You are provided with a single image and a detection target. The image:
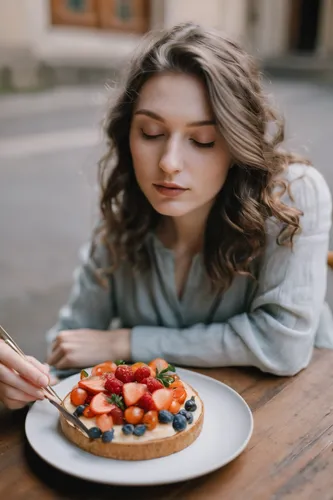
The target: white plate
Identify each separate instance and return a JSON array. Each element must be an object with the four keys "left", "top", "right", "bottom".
[{"left": 25, "top": 368, "right": 253, "bottom": 486}]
